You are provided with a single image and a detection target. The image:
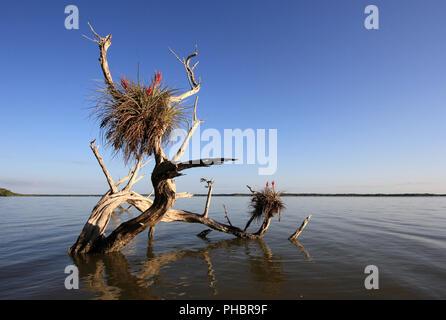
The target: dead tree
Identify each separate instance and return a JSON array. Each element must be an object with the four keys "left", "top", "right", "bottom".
[{"left": 69, "top": 25, "right": 311, "bottom": 254}]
